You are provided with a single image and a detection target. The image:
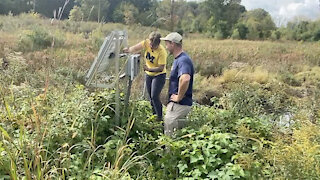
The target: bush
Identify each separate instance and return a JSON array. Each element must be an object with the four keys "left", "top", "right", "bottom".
[
  {"left": 187, "top": 104, "right": 216, "bottom": 129},
  {"left": 280, "top": 71, "right": 301, "bottom": 86},
  {"left": 231, "top": 29, "right": 241, "bottom": 40},
  {"left": 155, "top": 128, "right": 245, "bottom": 179},
  {"left": 19, "top": 28, "right": 52, "bottom": 51},
  {"left": 69, "top": 6, "right": 84, "bottom": 22},
  {"left": 313, "top": 29, "right": 320, "bottom": 41},
  {"left": 214, "top": 31, "right": 224, "bottom": 40},
  {"left": 18, "top": 27, "right": 64, "bottom": 52},
  {"left": 235, "top": 23, "right": 248, "bottom": 39},
  {"left": 220, "top": 83, "right": 291, "bottom": 118},
  {"left": 199, "top": 61, "right": 226, "bottom": 77},
  {"left": 265, "top": 123, "right": 320, "bottom": 179},
  {"left": 0, "top": 53, "right": 28, "bottom": 86},
  {"left": 270, "top": 30, "right": 281, "bottom": 40}
]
